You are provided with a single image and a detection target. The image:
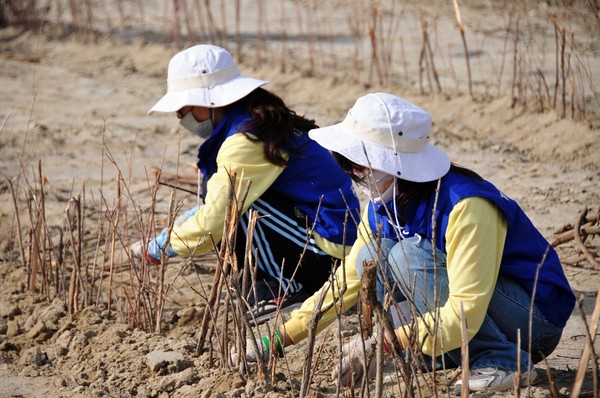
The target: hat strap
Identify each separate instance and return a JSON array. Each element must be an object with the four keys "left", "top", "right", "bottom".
[
  {"left": 341, "top": 112, "right": 429, "bottom": 153},
  {"left": 167, "top": 65, "right": 240, "bottom": 92}
]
